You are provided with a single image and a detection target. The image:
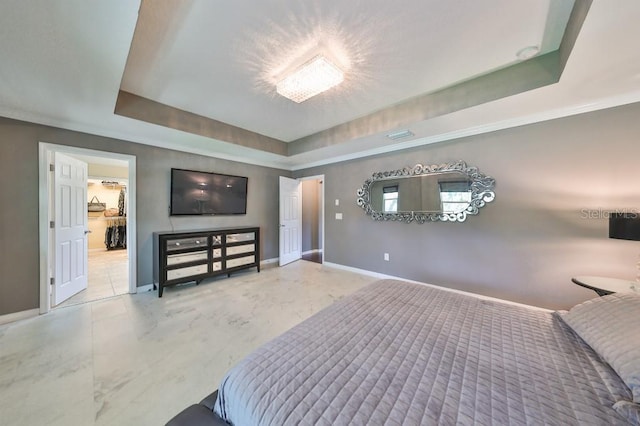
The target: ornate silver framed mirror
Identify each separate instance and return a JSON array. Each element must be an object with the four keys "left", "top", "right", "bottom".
[{"left": 356, "top": 161, "right": 495, "bottom": 223}]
